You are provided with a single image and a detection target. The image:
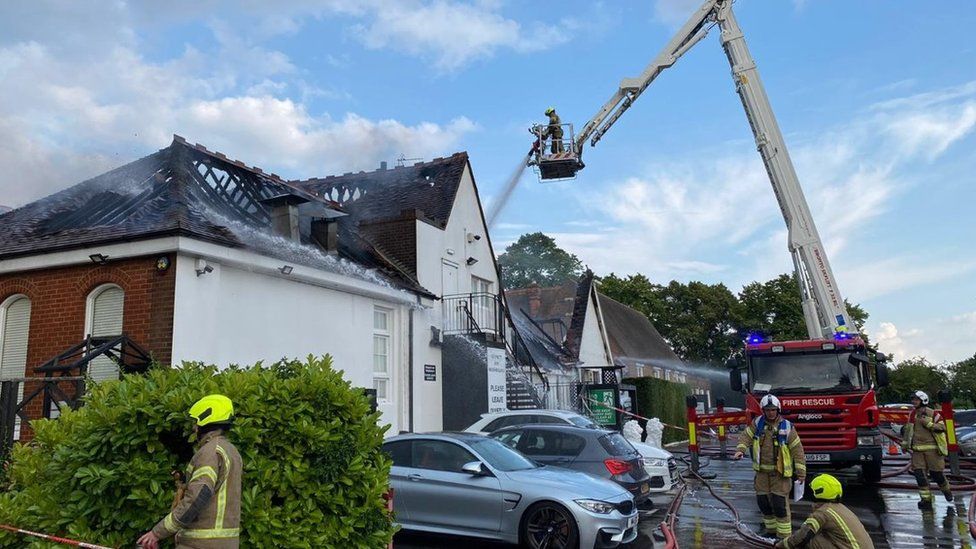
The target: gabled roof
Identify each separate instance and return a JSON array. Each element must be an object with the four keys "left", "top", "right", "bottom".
[
  {"left": 0, "top": 136, "right": 432, "bottom": 296},
  {"left": 597, "top": 293, "right": 682, "bottom": 366},
  {"left": 293, "top": 153, "right": 469, "bottom": 230}
]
